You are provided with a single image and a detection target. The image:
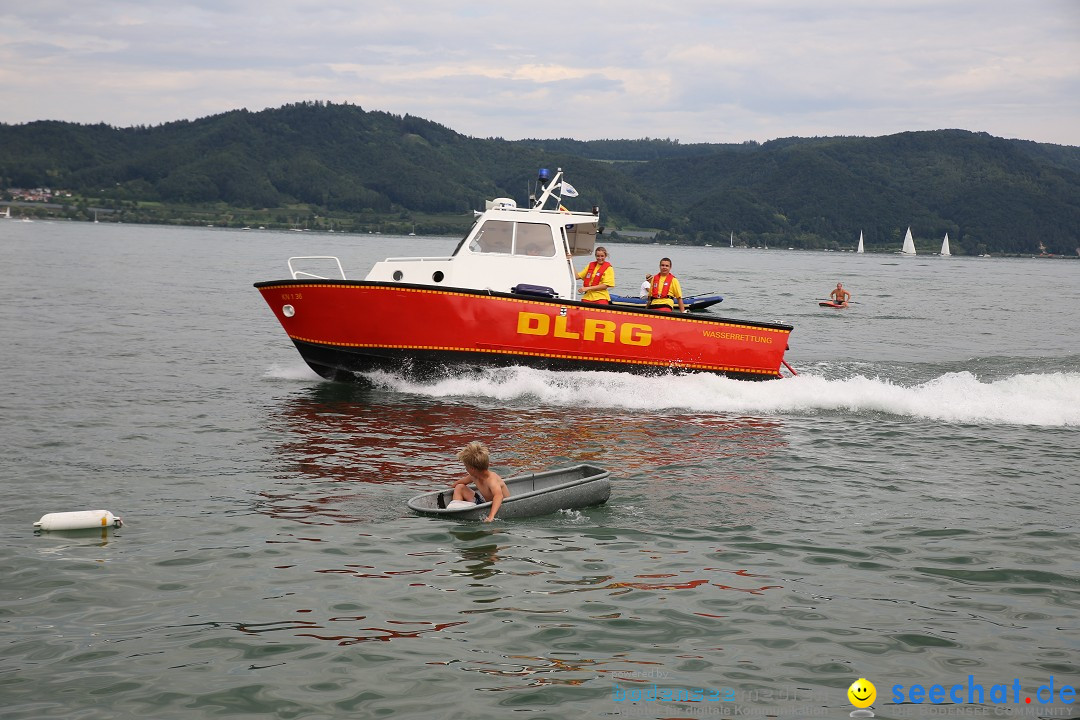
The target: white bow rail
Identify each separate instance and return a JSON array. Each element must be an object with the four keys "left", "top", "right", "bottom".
[{"left": 288, "top": 256, "right": 347, "bottom": 280}]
